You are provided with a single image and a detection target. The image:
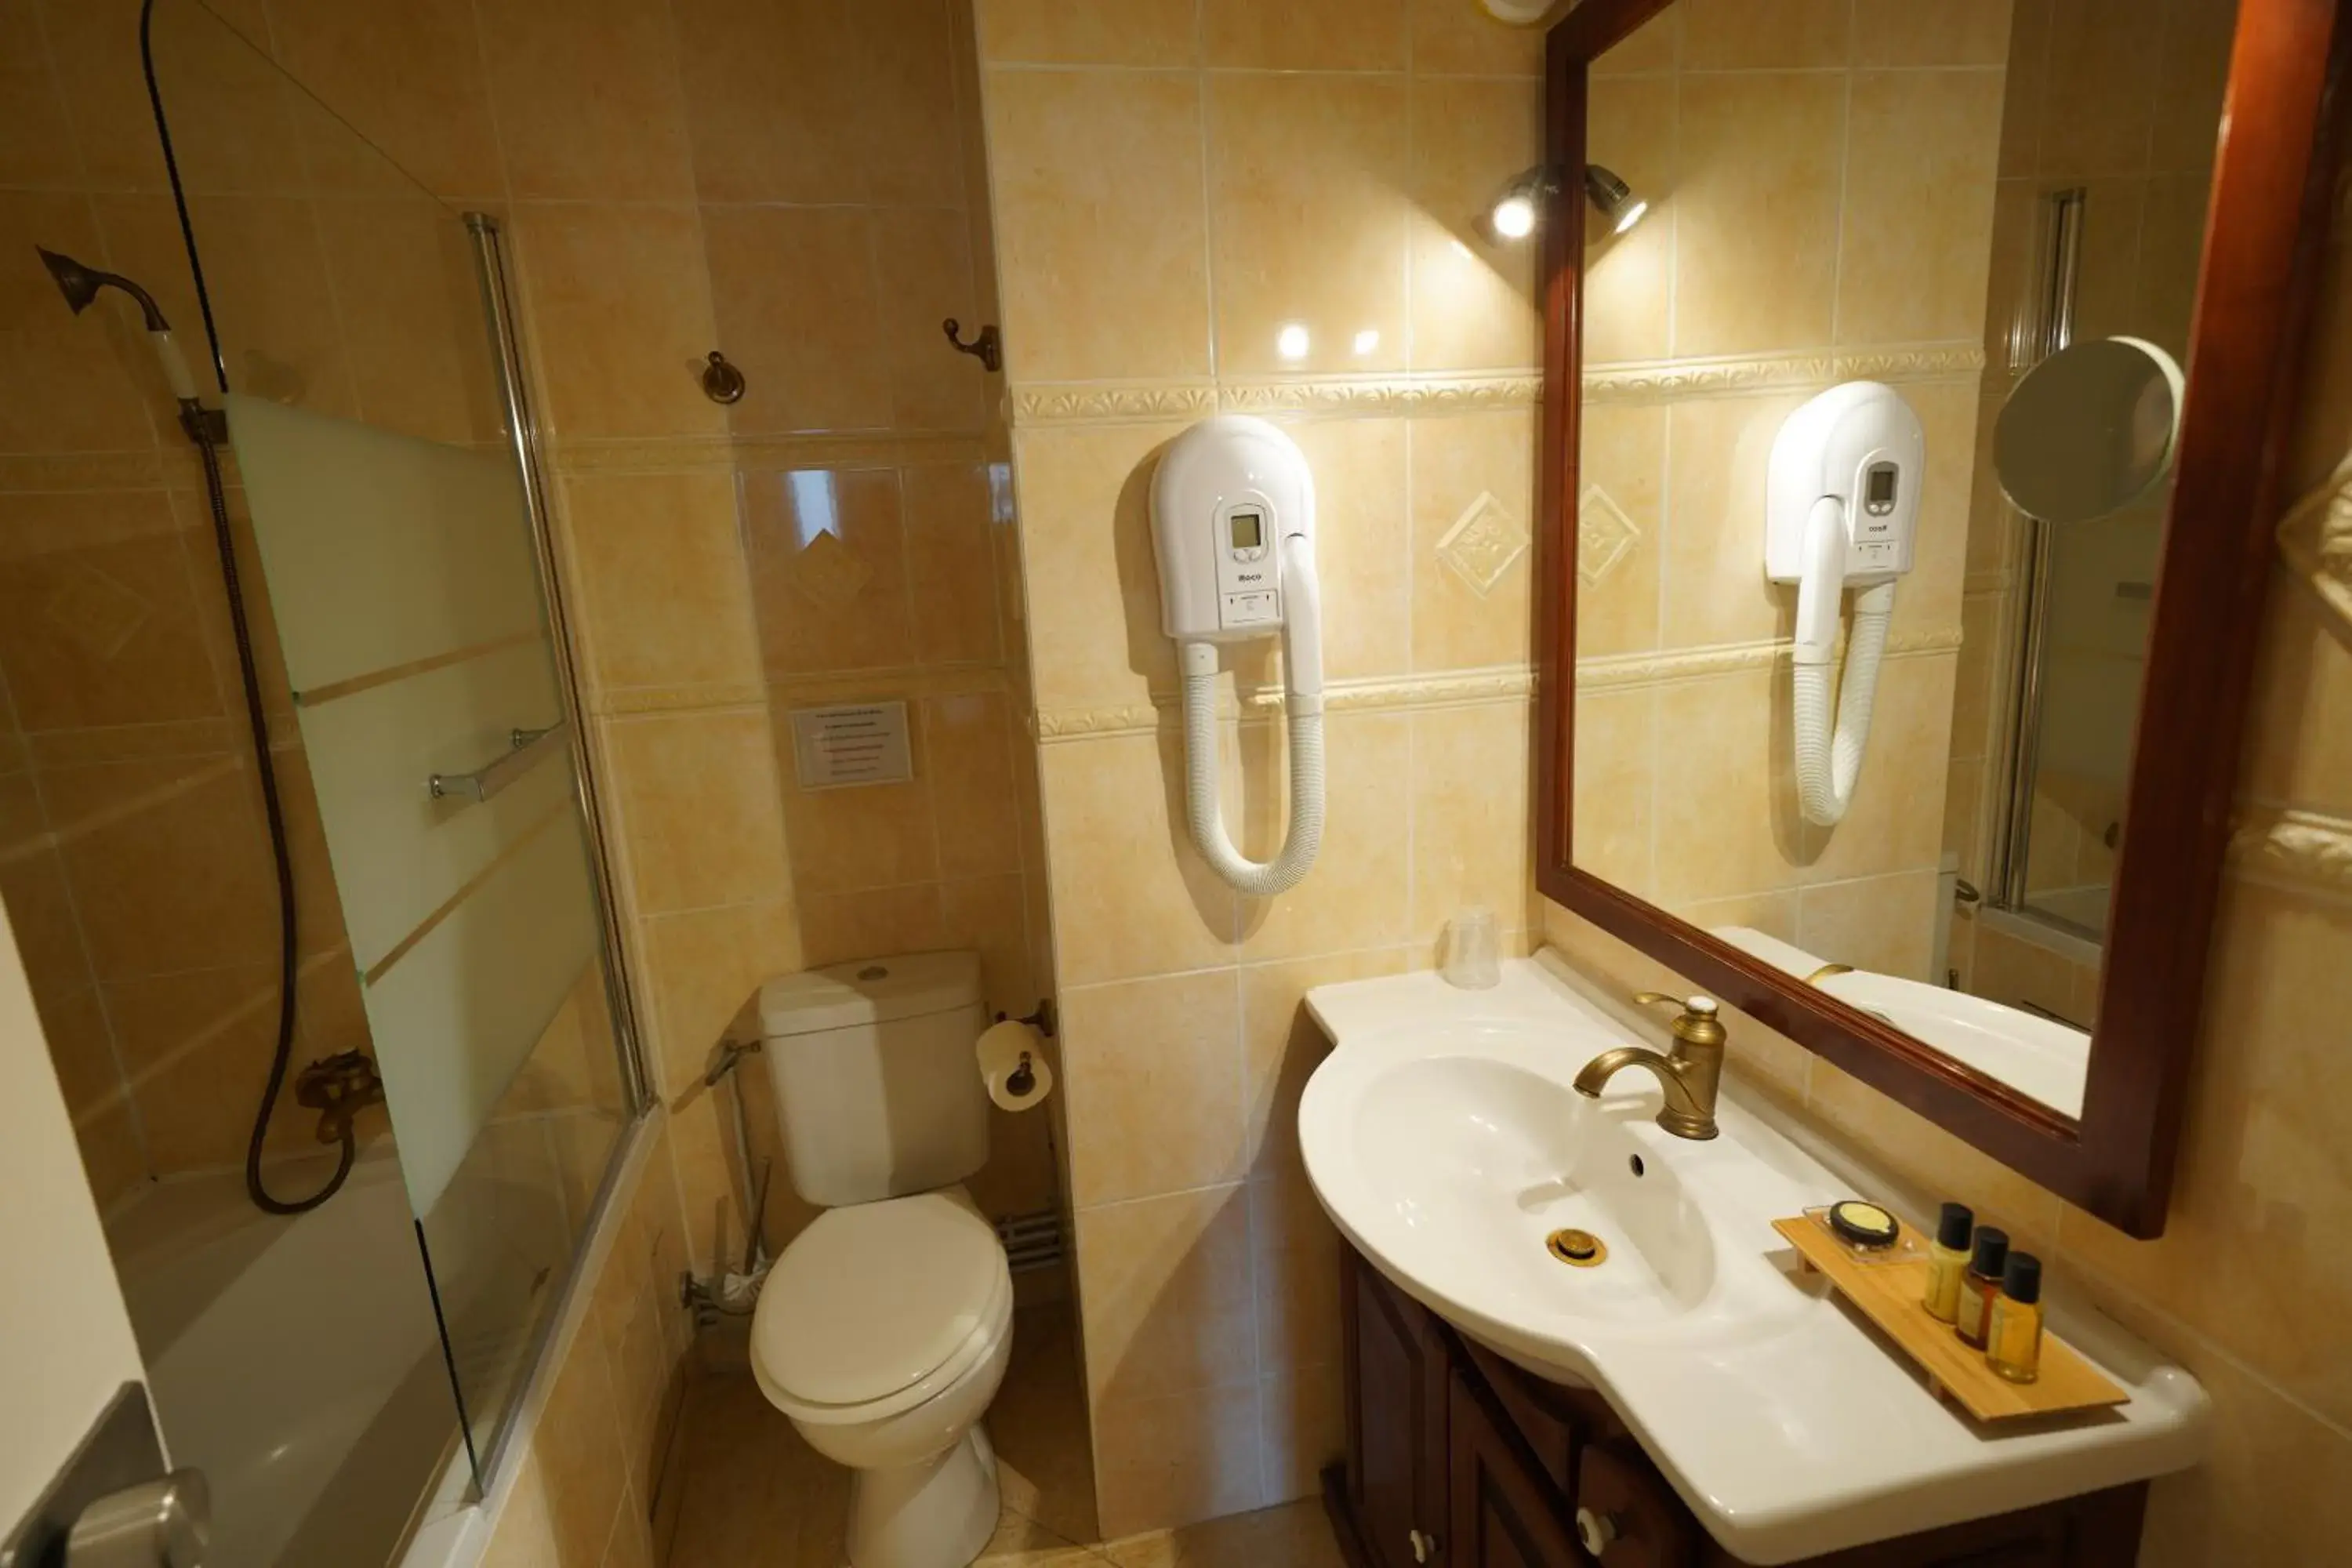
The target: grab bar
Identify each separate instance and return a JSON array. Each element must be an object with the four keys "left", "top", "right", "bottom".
[{"left": 429, "top": 723, "right": 566, "bottom": 803}]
